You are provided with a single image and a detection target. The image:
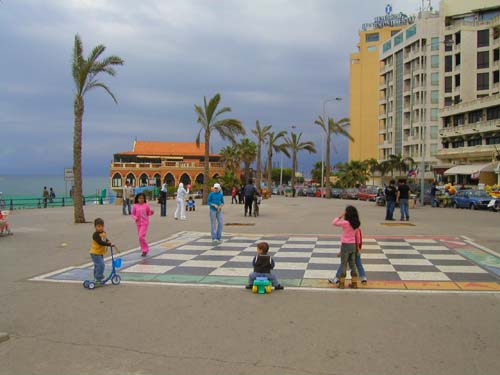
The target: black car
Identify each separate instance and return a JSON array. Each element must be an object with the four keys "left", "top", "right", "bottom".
[{"left": 330, "top": 188, "right": 343, "bottom": 198}]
